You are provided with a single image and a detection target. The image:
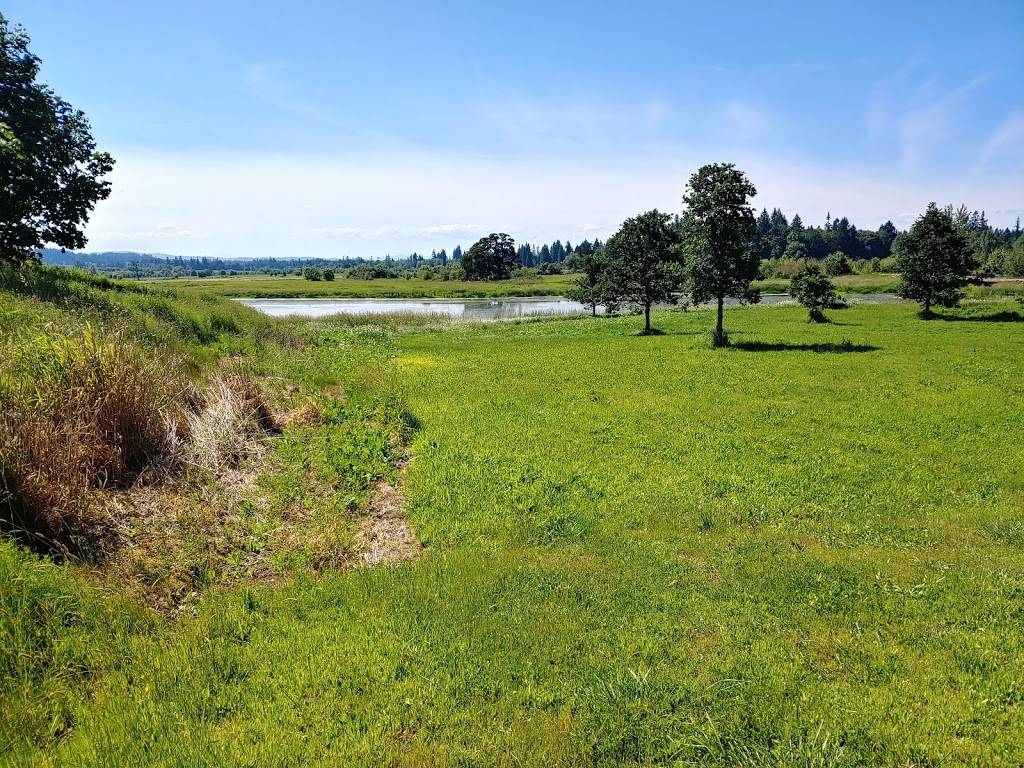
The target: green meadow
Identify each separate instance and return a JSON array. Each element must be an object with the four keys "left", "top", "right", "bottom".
[
  {"left": 140, "top": 272, "right": 579, "bottom": 298},
  {"left": 3, "top": 270, "right": 1024, "bottom": 766}
]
